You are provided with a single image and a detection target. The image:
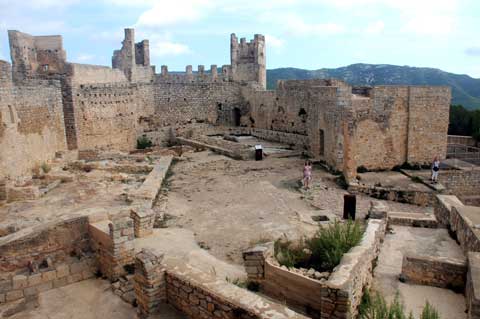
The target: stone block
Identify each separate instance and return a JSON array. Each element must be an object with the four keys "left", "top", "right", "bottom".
[
  {"left": 41, "top": 270, "right": 57, "bottom": 282},
  {"left": 56, "top": 264, "right": 70, "bottom": 278},
  {"left": 12, "top": 275, "right": 28, "bottom": 290},
  {"left": 53, "top": 277, "right": 68, "bottom": 288},
  {"left": 6, "top": 290, "right": 24, "bottom": 302},
  {"left": 28, "top": 274, "right": 42, "bottom": 287}
]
